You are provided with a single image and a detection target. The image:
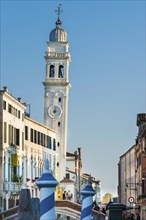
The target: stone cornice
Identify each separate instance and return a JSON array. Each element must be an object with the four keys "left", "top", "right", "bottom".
[
  {"left": 43, "top": 81, "right": 71, "bottom": 88},
  {"left": 45, "top": 52, "right": 71, "bottom": 61}
]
